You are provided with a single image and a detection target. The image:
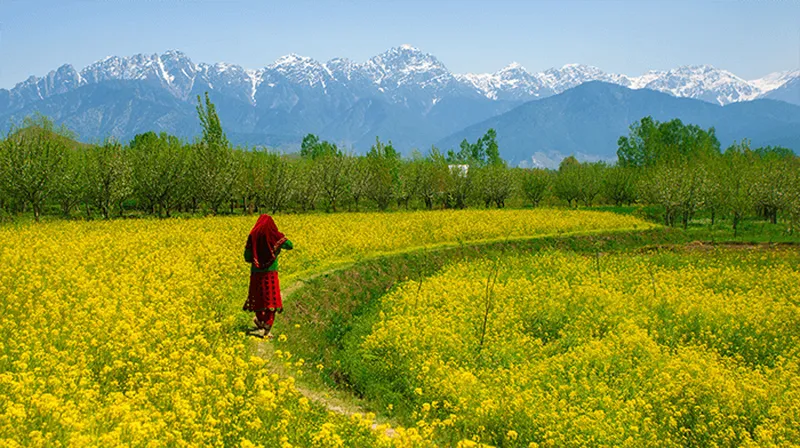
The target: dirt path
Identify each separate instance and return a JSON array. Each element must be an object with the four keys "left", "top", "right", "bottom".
[{"left": 249, "top": 272, "right": 398, "bottom": 438}]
